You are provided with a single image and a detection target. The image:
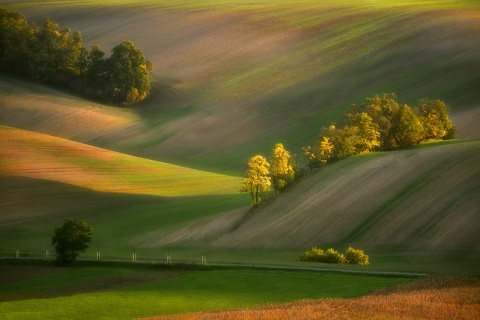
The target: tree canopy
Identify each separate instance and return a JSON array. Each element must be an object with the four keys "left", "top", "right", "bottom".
[
  {"left": 0, "top": 7, "right": 152, "bottom": 106},
  {"left": 241, "top": 144, "right": 297, "bottom": 207},
  {"left": 52, "top": 219, "right": 93, "bottom": 265},
  {"left": 304, "top": 93, "right": 456, "bottom": 168},
  {"left": 106, "top": 41, "right": 153, "bottom": 105},
  {"left": 241, "top": 155, "right": 271, "bottom": 207},
  {"left": 270, "top": 143, "right": 295, "bottom": 194}
]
